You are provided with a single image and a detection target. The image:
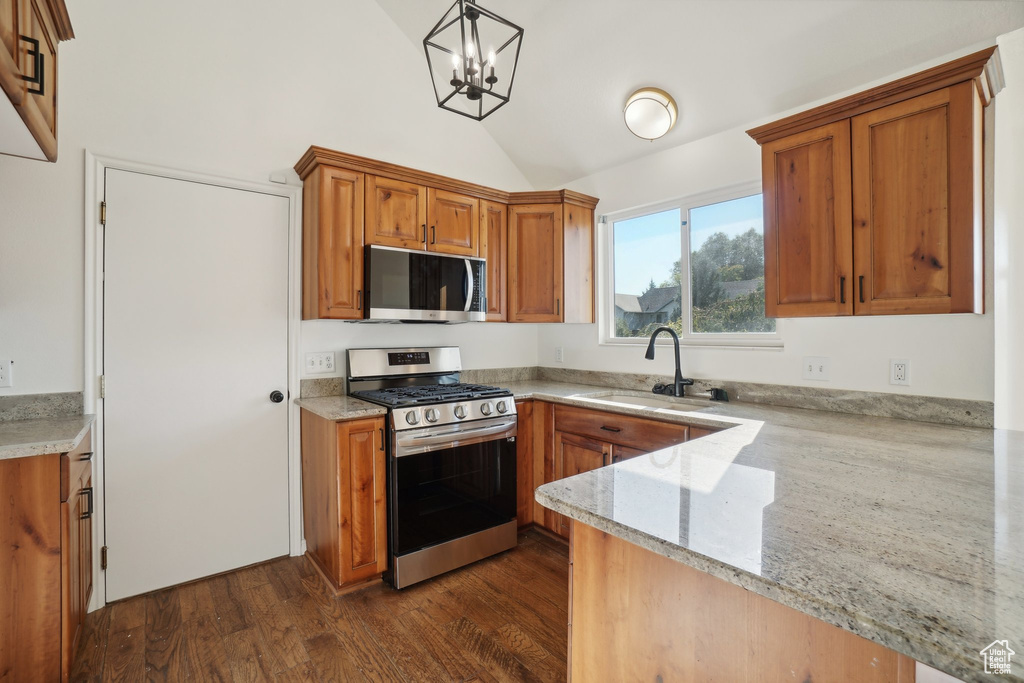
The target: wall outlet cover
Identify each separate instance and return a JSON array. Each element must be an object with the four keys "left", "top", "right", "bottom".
[
  {"left": 801, "top": 356, "right": 830, "bottom": 381},
  {"left": 305, "top": 352, "right": 335, "bottom": 374},
  {"left": 0, "top": 359, "right": 11, "bottom": 388},
  {"left": 890, "top": 359, "right": 910, "bottom": 386},
  {"left": 555, "top": 347, "right": 564, "bottom": 363}
]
